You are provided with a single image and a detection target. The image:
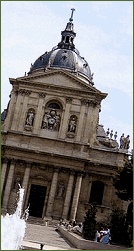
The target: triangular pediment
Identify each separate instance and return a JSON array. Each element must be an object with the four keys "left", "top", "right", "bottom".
[{"left": 16, "top": 69, "right": 102, "bottom": 94}]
